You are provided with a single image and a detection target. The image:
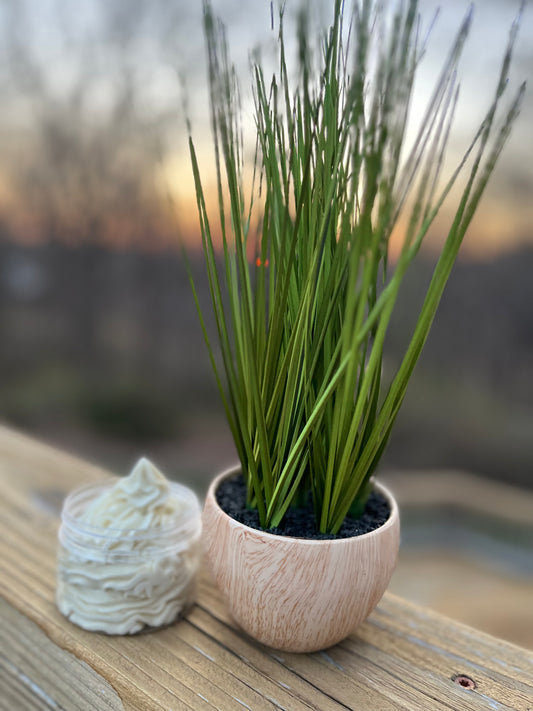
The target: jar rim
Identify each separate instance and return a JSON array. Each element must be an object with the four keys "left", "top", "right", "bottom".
[{"left": 60, "top": 477, "right": 201, "bottom": 541}]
